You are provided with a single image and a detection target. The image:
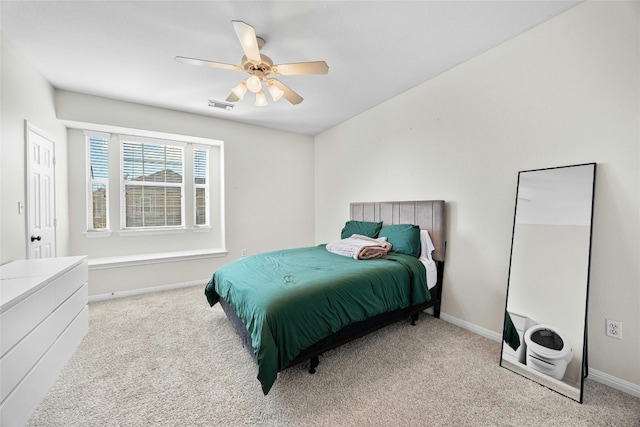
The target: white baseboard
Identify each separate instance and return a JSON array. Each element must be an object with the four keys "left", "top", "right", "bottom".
[
  {"left": 588, "top": 368, "right": 640, "bottom": 398},
  {"left": 439, "top": 312, "right": 640, "bottom": 399},
  {"left": 440, "top": 312, "right": 503, "bottom": 342},
  {"left": 89, "top": 280, "right": 206, "bottom": 303}
]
